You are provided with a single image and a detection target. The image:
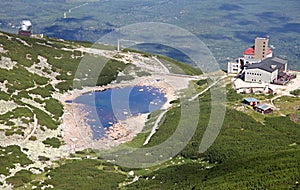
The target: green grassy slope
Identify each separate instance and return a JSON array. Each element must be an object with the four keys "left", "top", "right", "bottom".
[
  {"left": 0, "top": 31, "right": 299, "bottom": 189},
  {"left": 124, "top": 90, "right": 300, "bottom": 189}
]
